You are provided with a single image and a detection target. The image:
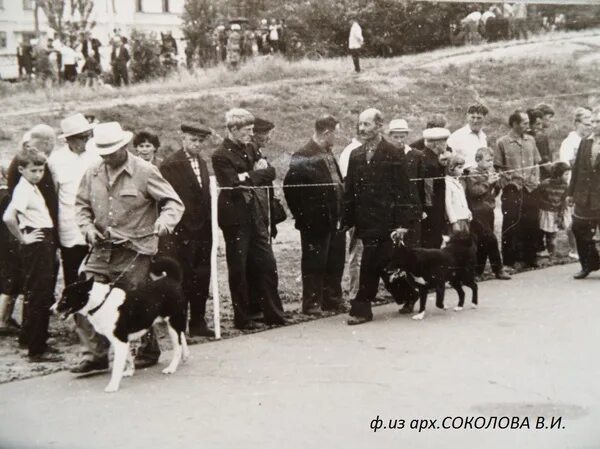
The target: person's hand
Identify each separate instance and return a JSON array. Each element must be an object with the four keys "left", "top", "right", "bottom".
[
  {"left": 566, "top": 196, "right": 574, "bottom": 207},
  {"left": 238, "top": 172, "right": 249, "bottom": 181},
  {"left": 86, "top": 228, "right": 105, "bottom": 246},
  {"left": 154, "top": 221, "right": 169, "bottom": 237},
  {"left": 254, "top": 158, "right": 268, "bottom": 170},
  {"left": 488, "top": 172, "right": 500, "bottom": 183},
  {"left": 422, "top": 211, "right": 428, "bottom": 219},
  {"left": 21, "top": 229, "right": 44, "bottom": 245},
  {"left": 451, "top": 222, "right": 461, "bottom": 232}
]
